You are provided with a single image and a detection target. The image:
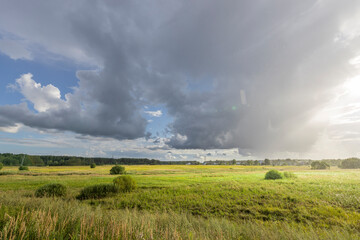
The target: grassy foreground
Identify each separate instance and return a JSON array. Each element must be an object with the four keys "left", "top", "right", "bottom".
[{"left": 0, "top": 165, "right": 360, "bottom": 239}]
